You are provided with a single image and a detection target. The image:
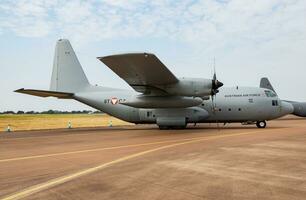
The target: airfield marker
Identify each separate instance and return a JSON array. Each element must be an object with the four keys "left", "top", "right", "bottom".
[
  {"left": 109, "top": 119, "right": 113, "bottom": 127},
  {"left": 6, "top": 125, "right": 11, "bottom": 132},
  {"left": 67, "top": 122, "right": 72, "bottom": 129}
]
